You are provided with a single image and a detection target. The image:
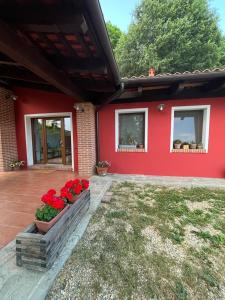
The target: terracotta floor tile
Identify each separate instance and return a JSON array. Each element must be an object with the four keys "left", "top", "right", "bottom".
[
  {"left": 0, "top": 170, "right": 89, "bottom": 247},
  {"left": 0, "top": 225, "right": 24, "bottom": 249}
]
